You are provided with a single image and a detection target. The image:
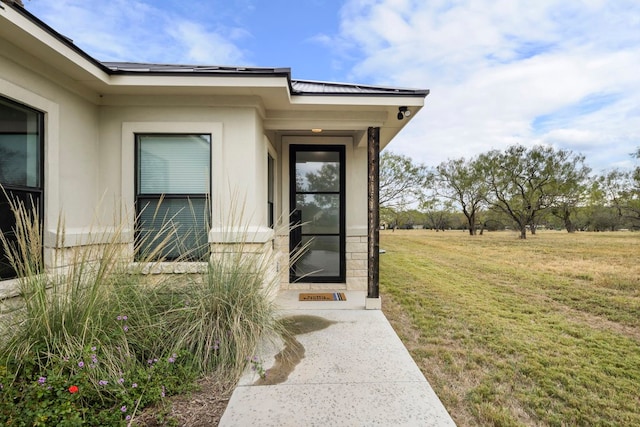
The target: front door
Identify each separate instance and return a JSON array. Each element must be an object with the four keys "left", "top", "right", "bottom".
[{"left": 289, "top": 145, "right": 345, "bottom": 283}]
